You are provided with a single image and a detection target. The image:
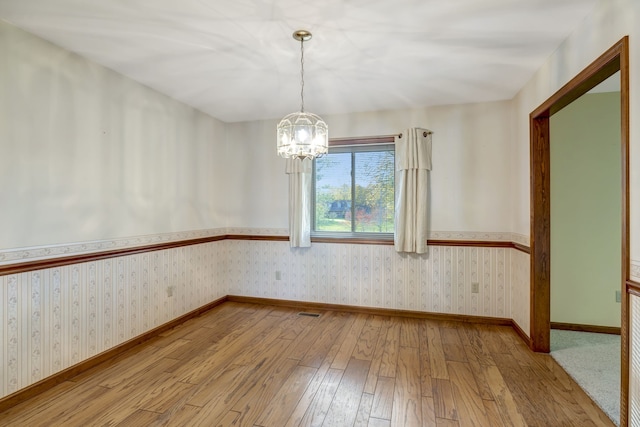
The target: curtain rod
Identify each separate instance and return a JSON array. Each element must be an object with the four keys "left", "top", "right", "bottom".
[
  {"left": 397, "top": 130, "right": 433, "bottom": 139},
  {"left": 329, "top": 131, "right": 433, "bottom": 146}
]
